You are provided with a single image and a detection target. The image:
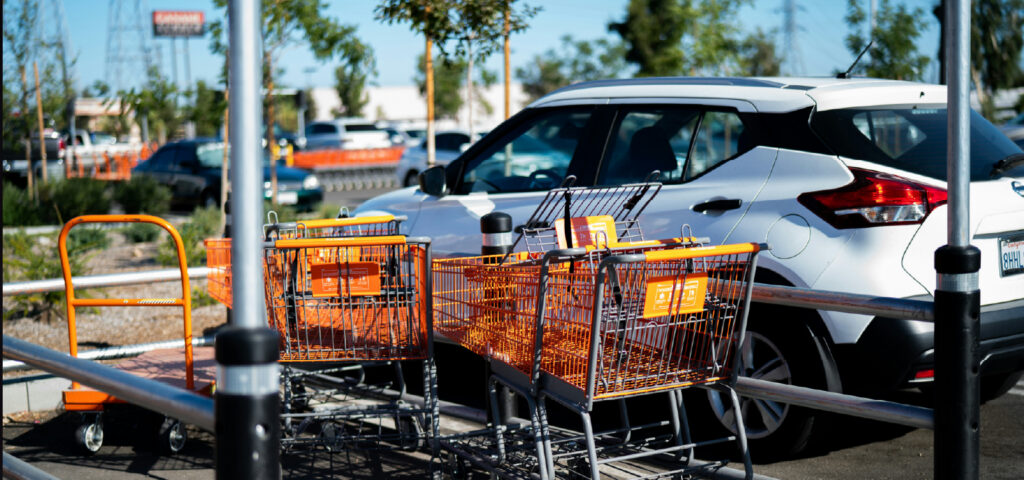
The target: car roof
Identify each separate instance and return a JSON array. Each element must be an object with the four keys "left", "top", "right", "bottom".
[{"left": 530, "top": 76, "right": 947, "bottom": 113}]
